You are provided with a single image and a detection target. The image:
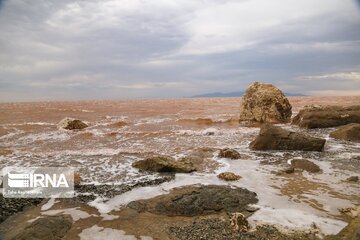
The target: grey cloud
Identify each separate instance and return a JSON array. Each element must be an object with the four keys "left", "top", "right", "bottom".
[{"left": 0, "top": 0, "right": 360, "bottom": 102}]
